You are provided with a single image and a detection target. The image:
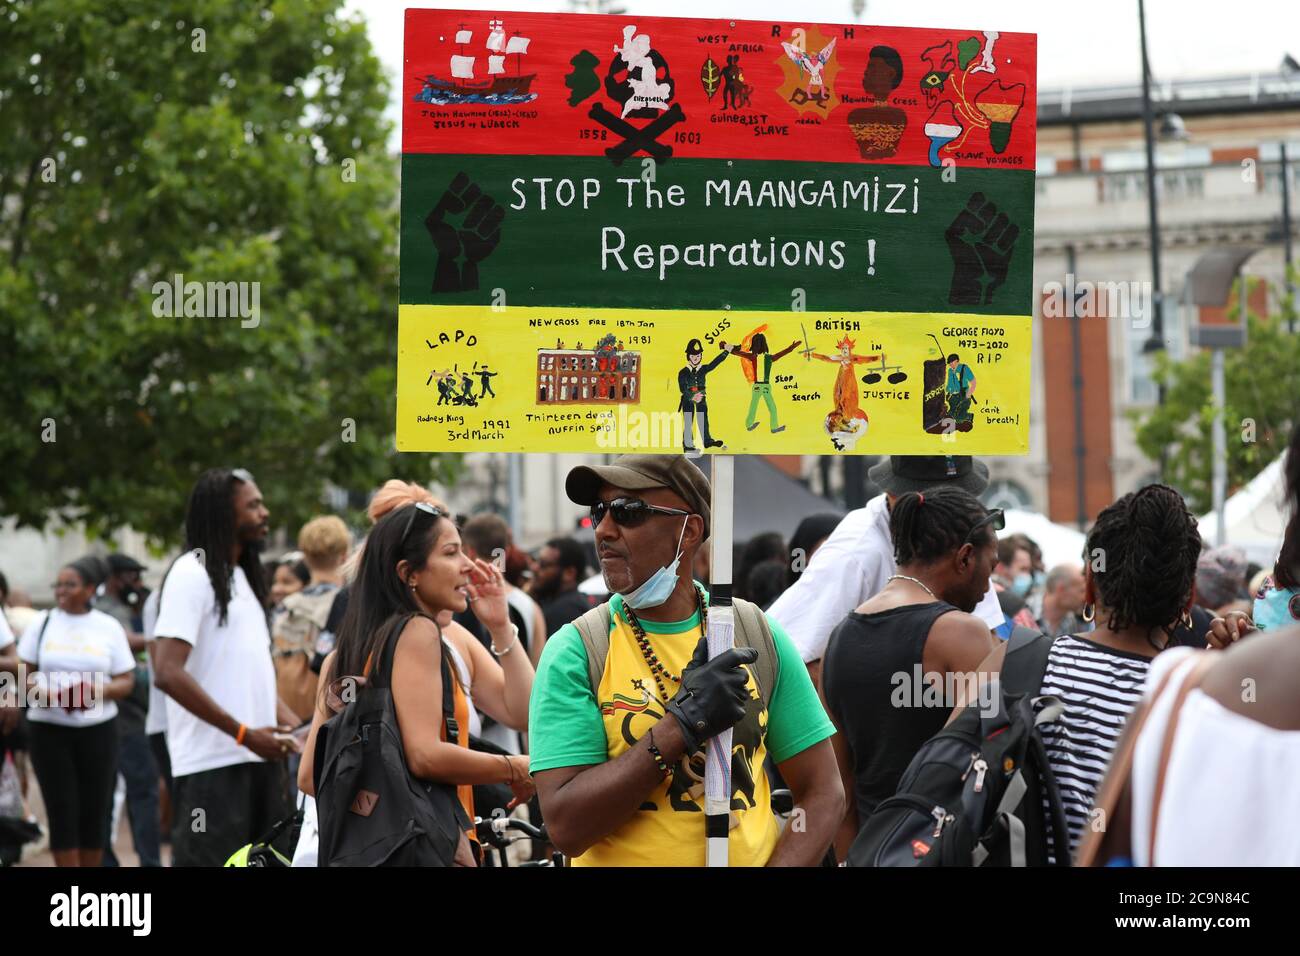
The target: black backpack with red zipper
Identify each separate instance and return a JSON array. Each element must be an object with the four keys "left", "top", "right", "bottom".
[{"left": 846, "top": 627, "right": 1072, "bottom": 867}]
